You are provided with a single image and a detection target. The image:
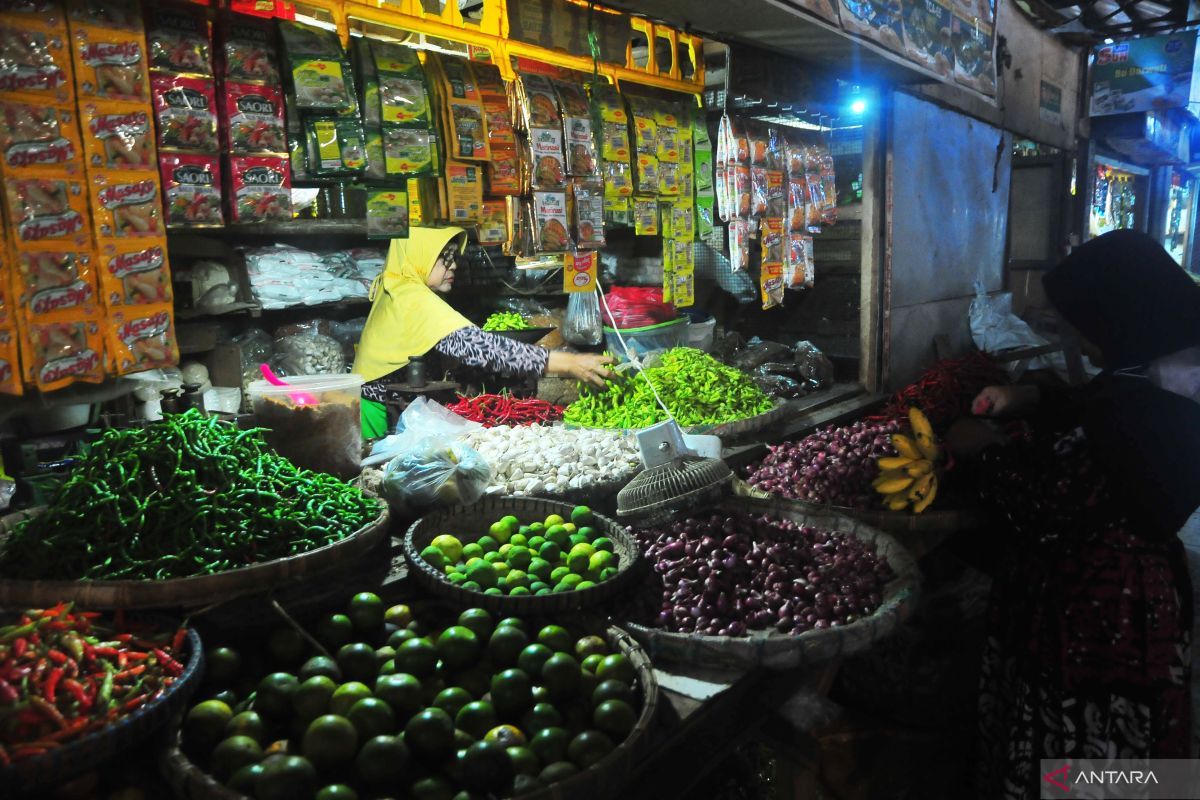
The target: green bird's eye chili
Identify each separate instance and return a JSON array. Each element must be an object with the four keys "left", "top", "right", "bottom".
[{"left": 0, "top": 410, "right": 378, "bottom": 581}]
